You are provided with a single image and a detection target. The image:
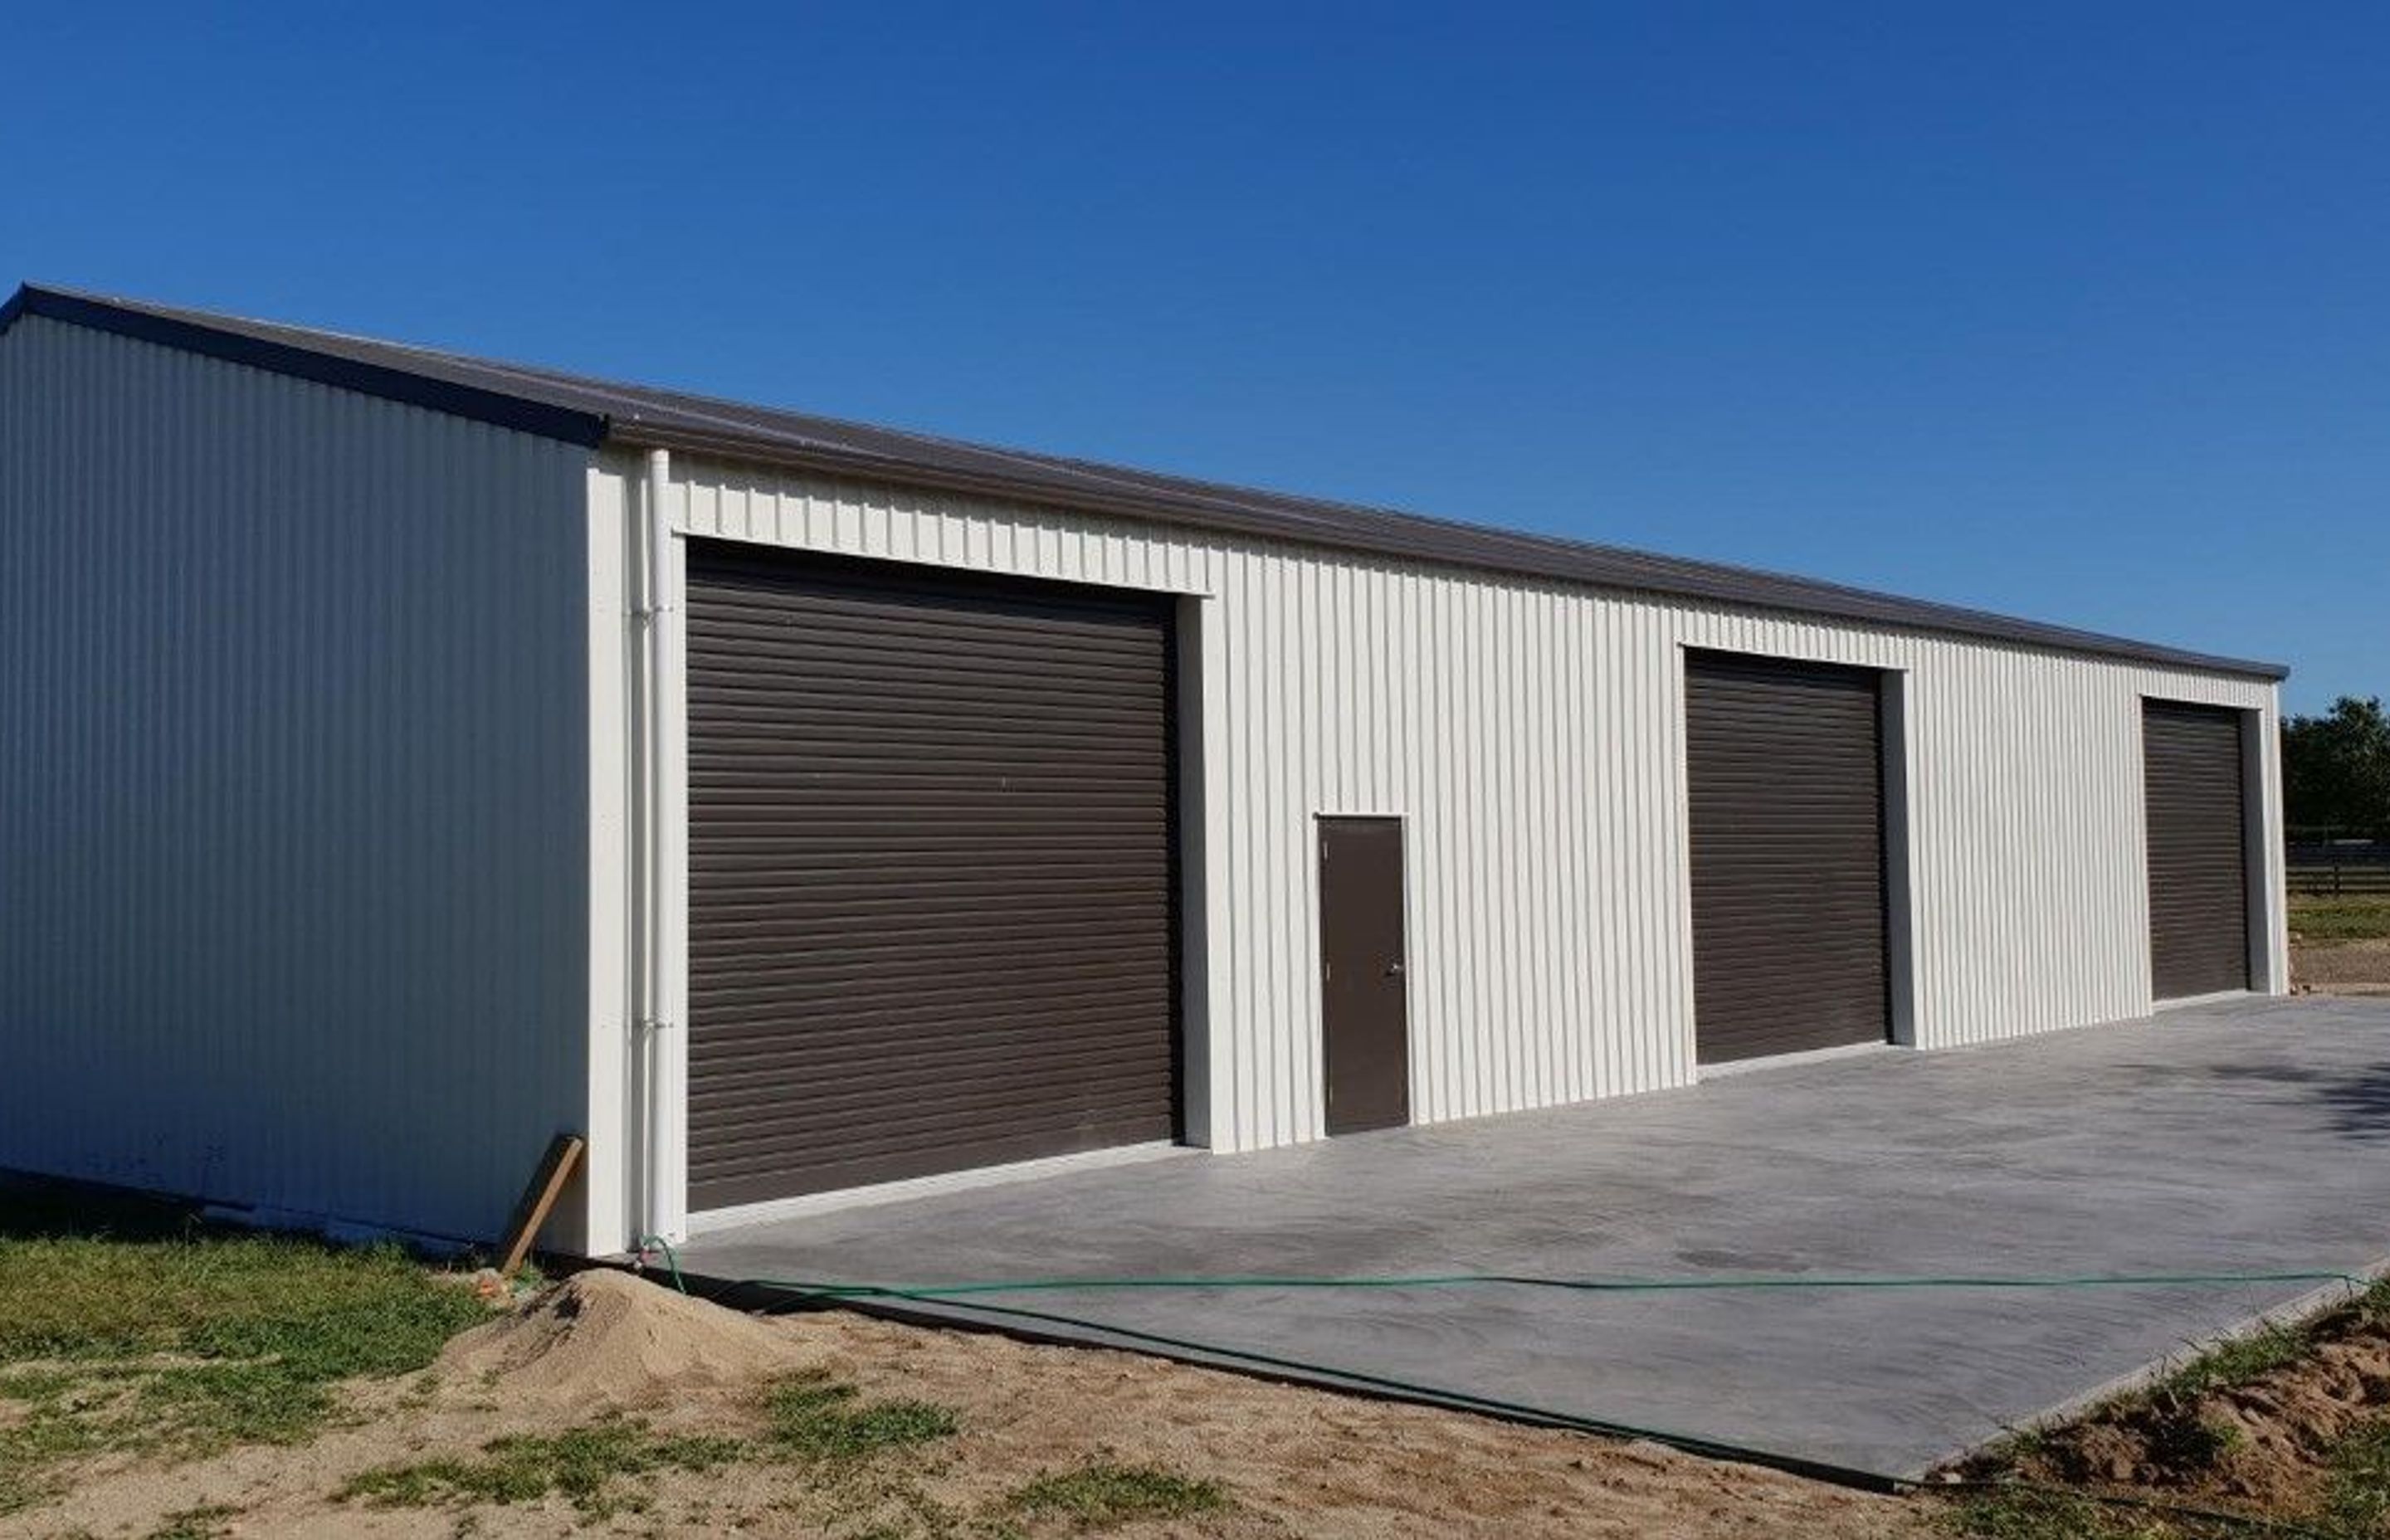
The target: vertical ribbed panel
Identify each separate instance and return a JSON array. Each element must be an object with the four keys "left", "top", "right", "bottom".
[
  {"left": 0, "top": 317, "right": 593, "bottom": 1245},
  {"left": 644, "top": 450, "right": 2285, "bottom": 1167},
  {"left": 10, "top": 325, "right": 2287, "bottom": 1254}
]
